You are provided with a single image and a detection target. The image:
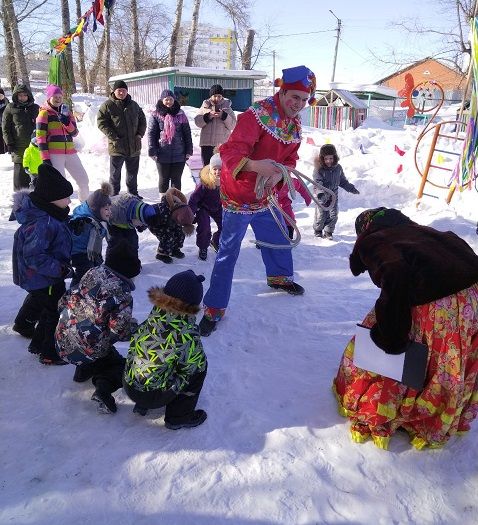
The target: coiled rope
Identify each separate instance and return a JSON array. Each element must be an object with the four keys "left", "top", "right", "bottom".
[{"left": 253, "top": 162, "right": 337, "bottom": 249}]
